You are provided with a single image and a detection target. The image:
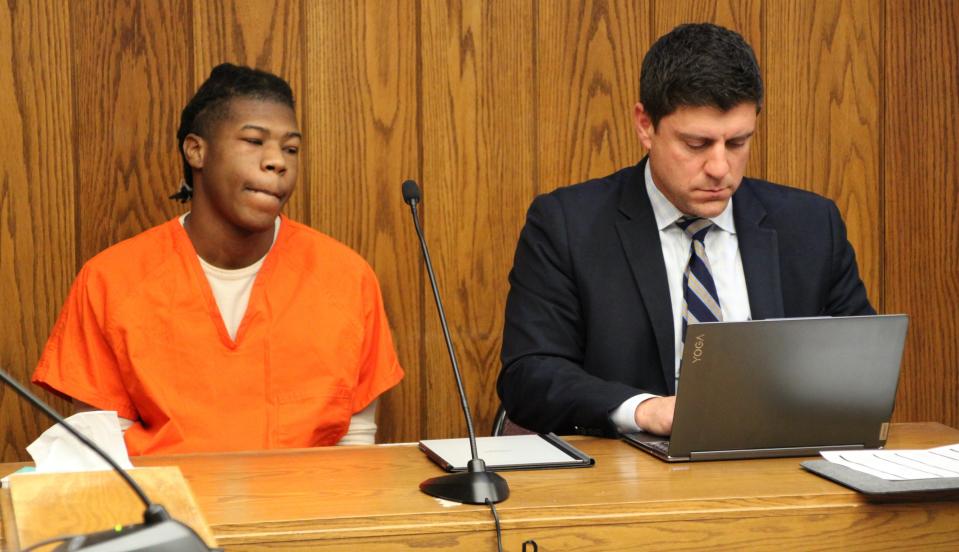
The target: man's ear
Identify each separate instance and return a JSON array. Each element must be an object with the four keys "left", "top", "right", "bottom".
[
  {"left": 182, "top": 133, "right": 206, "bottom": 170},
  {"left": 633, "top": 102, "right": 655, "bottom": 150}
]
